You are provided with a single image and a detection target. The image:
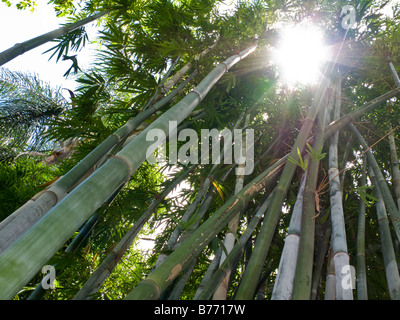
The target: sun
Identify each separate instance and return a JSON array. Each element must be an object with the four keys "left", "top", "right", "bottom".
[{"left": 272, "top": 22, "right": 330, "bottom": 87}]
